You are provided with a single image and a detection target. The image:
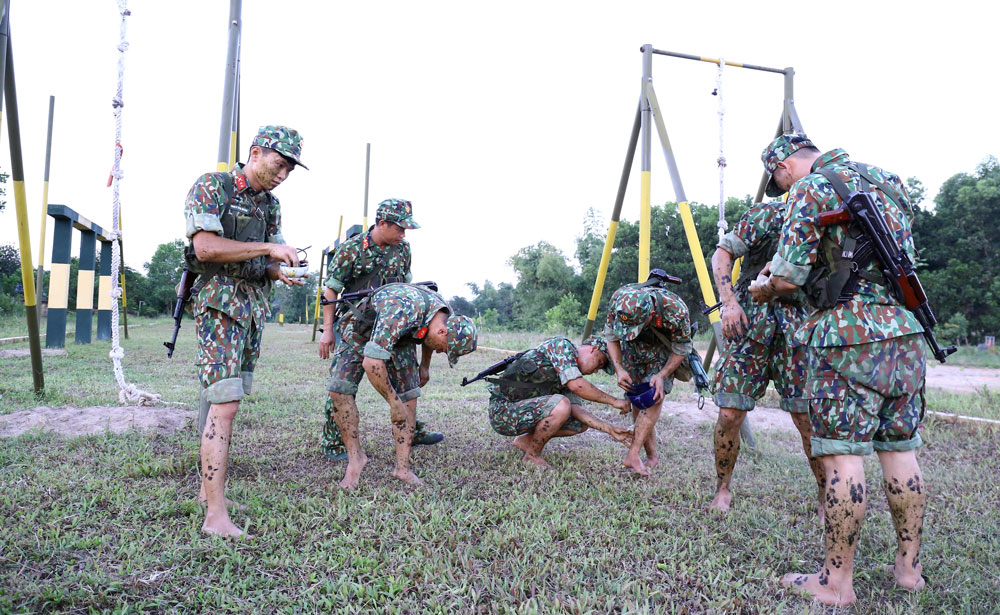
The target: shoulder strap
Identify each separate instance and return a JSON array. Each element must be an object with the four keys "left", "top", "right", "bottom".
[
  {"left": 848, "top": 162, "right": 909, "bottom": 214},
  {"left": 815, "top": 167, "right": 853, "bottom": 202}
]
